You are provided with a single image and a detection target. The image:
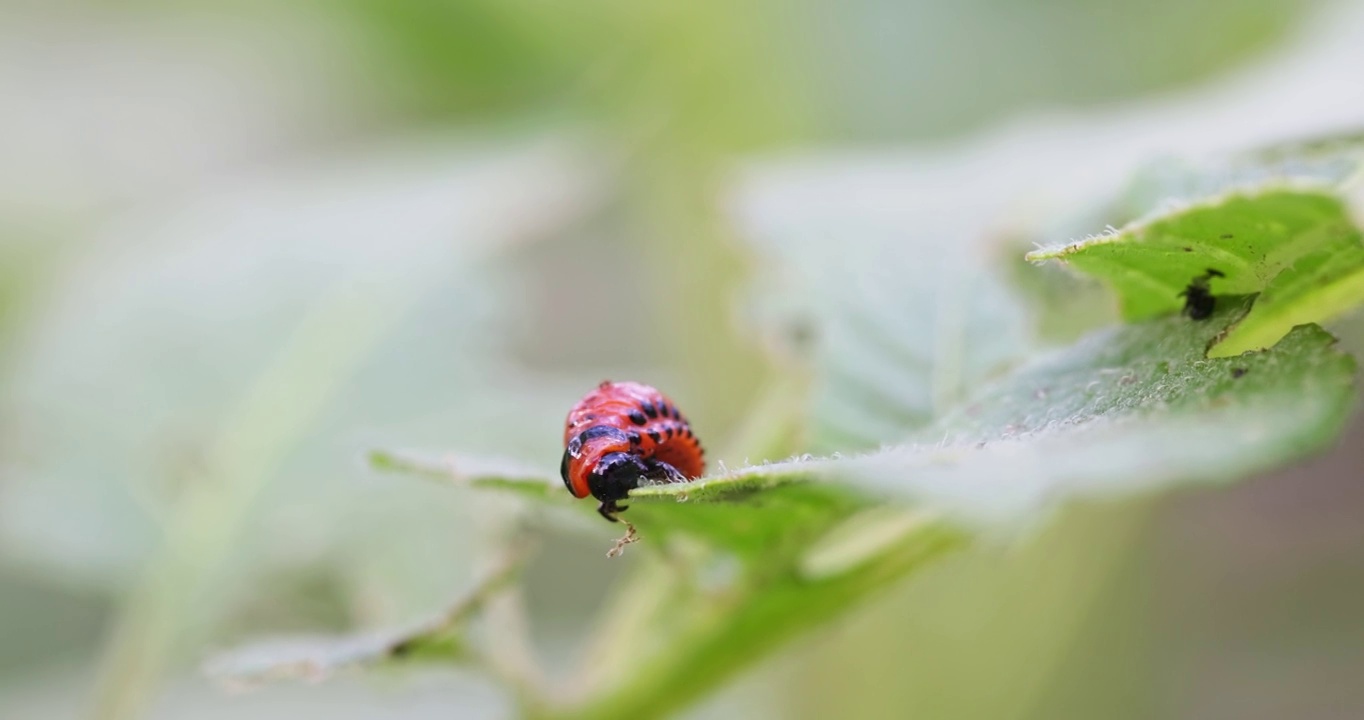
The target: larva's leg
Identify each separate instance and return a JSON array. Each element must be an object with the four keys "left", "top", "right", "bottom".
[
  {"left": 653, "top": 461, "right": 687, "bottom": 483},
  {"left": 598, "top": 499, "right": 624, "bottom": 521}
]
